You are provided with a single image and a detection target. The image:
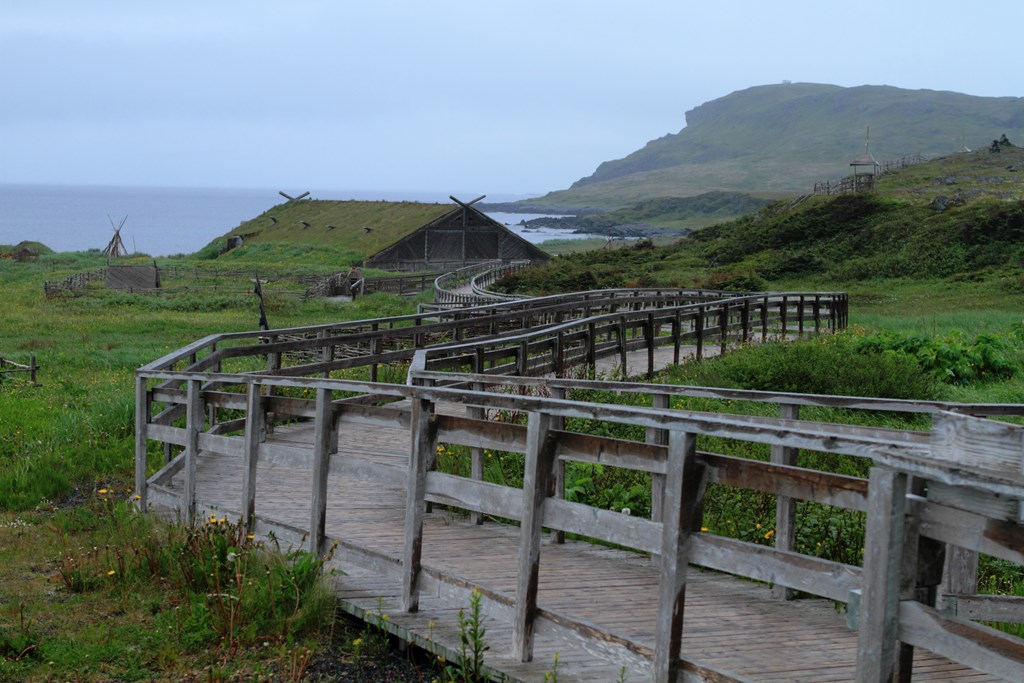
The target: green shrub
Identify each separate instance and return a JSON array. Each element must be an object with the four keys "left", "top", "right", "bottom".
[
  {"left": 855, "top": 330, "right": 1016, "bottom": 385},
  {"left": 663, "top": 335, "right": 942, "bottom": 400}
]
